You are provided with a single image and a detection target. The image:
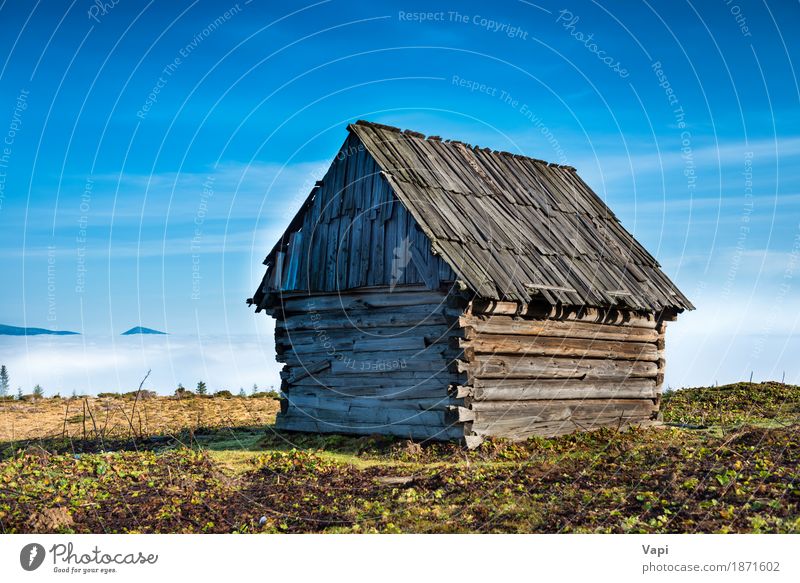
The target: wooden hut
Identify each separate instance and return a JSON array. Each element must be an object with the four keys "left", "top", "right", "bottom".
[{"left": 248, "top": 120, "right": 693, "bottom": 446}]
